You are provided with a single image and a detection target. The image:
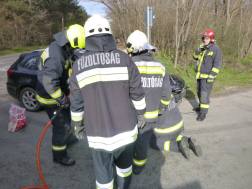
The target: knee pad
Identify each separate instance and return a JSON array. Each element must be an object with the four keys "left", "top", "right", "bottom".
[{"left": 200, "top": 91, "right": 208, "bottom": 104}]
